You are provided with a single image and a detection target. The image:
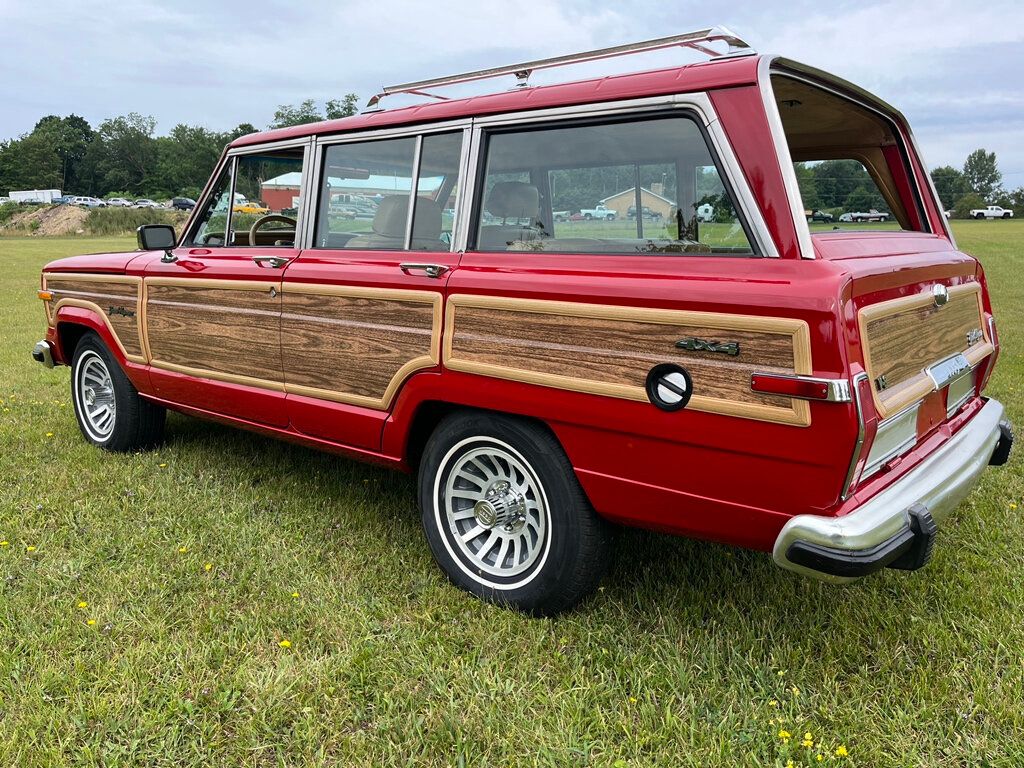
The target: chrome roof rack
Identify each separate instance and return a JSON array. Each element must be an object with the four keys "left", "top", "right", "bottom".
[{"left": 364, "top": 26, "right": 754, "bottom": 111}]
